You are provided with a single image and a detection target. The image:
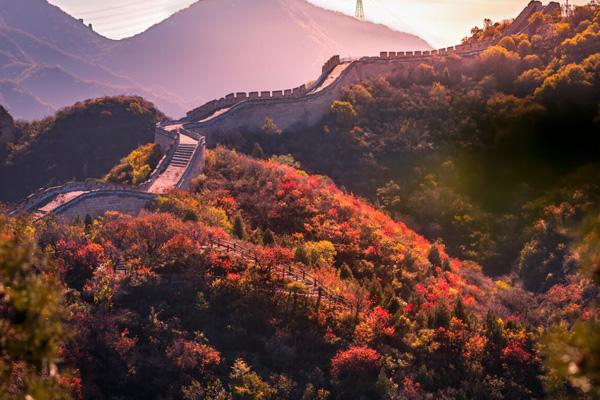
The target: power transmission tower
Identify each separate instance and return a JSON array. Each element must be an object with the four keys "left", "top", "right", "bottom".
[
  {"left": 563, "top": 0, "right": 573, "bottom": 16},
  {"left": 355, "top": 0, "right": 365, "bottom": 20}
]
